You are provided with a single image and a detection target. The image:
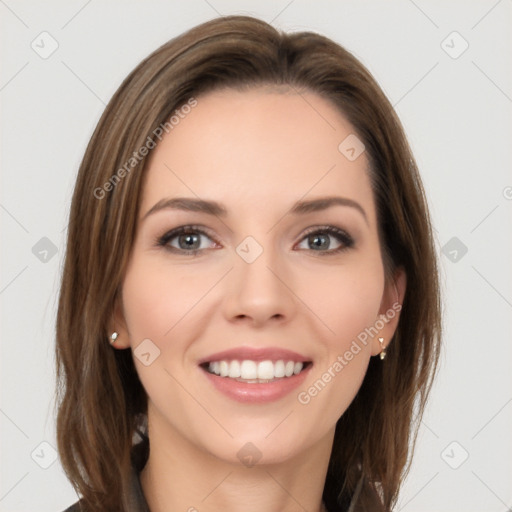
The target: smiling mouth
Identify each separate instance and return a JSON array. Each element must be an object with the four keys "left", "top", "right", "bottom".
[{"left": 200, "top": 359, "right": 312, "bottom": 383}]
